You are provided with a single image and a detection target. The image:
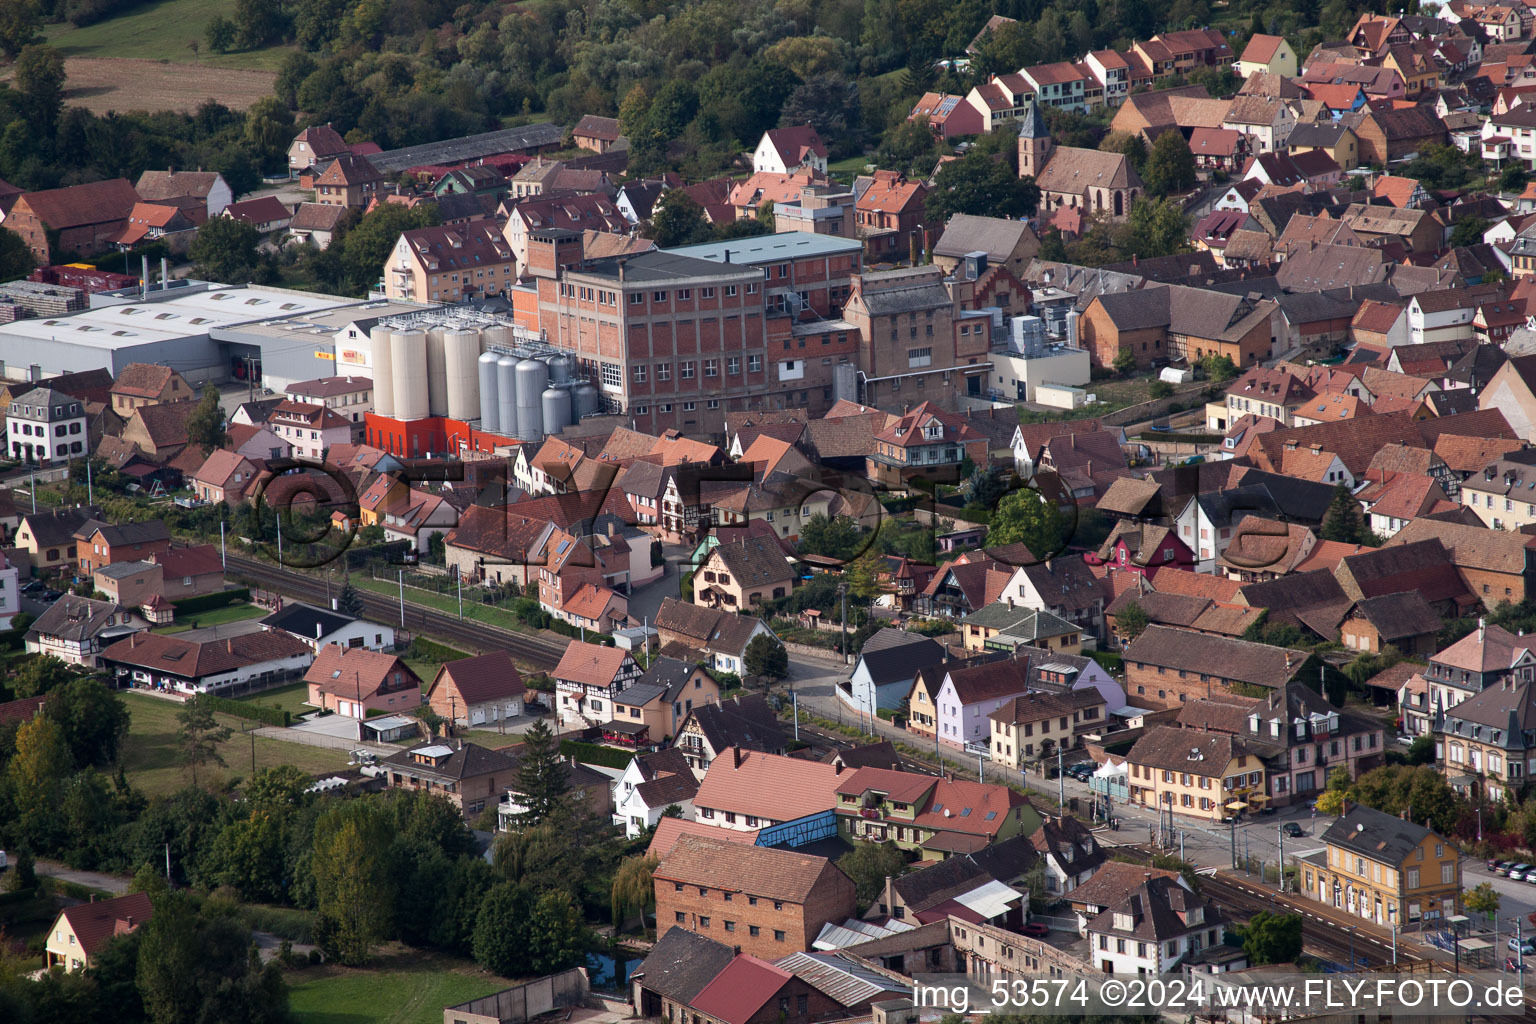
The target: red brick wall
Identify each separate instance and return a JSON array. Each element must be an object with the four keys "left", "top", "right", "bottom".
[{"left": 653, "top": 863, "right": 855, "bottom": 958}]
